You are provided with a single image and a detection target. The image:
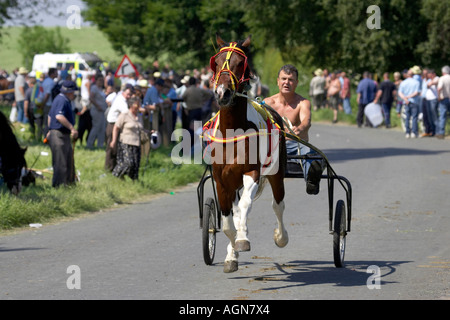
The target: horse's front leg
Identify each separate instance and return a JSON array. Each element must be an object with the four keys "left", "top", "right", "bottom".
[
  {"left": 222, "top": 197, "right": 240, "bottom": 273},
  {"left": 272, "top": 199, "right": 289, "bottom": 248},
  {"left": 234, "top": 173, "right": 258, "bottom": 252}
]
